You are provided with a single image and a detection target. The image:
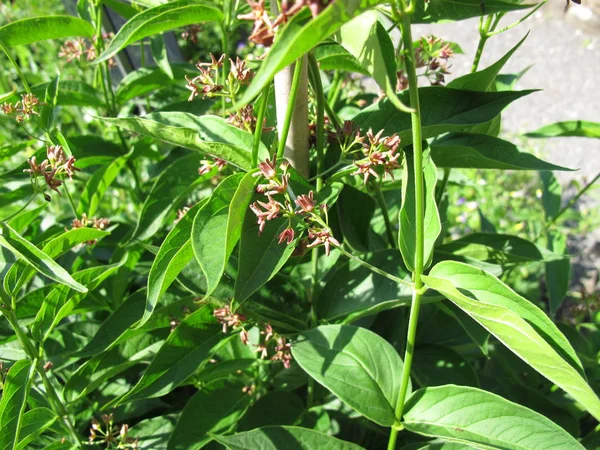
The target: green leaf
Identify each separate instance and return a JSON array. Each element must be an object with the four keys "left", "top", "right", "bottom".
[
  {"left": 234, "top": 206, "right": 298, "bottom": 303},
  {"left": 422, "top": 261, "right": 600, "bottom": 421},
  {"left": 0, "top": 360, "right": 35, "bottom": 450},
  {"left": 40, "top": 75, "right": 60, "bottom": 131},
  {"left": 31, "top": 261, "right": 124, "bottom": 342},
  {"left": 0, "top": 16, "right": 94, "bottom": 47},
  {"left": 545, "top": 232, "right": 570, "bottom": 316},
  {"left": 239, "top": 391, "right": 304, "bottom": 430},
  {"left": 64, "top": 334, "right": 162, "bottom": 402},
  {"left": 214, "top": 426, "right": 366, "bottom": 450},
  {"left": 318, "top": 250, "right": 414, "bottom": 322},
  {"left": 0, "top": 223, "right": 87, "bottom": 293},
  {"left": 78, "top": 155, "right": 128, "bottom": 217},
  {"left": 116, "top": 64, "right": 196, "bottom": 102},
  {"left": 15, "top": 408, "right": 57, "bottom": 450},
  {"left": 314, "top": 43, "right": 368, "bottom": 75},
  {"left": 145, "top": 202, "right": 204, "bottom": 325},
  {"left": 435, "top": 233, "right": 550, "bottom": 266},
  {"left": 132, "top": 152, "right": 203, "bottom": 242},
  {"left": 525, "top": 120, "right": 600, "bottom": 138},
  {"left": 292, "top": 324, "right": 407, "bottom": 426},
  {"left": 130, "top": 415, "right": 177, "bottom": 450},
  {"left": 448, "top": 34, "right": 528, "bottom": 92},
  {"left": 192, "top": 172, "right": 253, "bottom": 297},
  {"left": 335, "top": 11, "right": 396, "bottom": 95},
  {"left": 353, "top": 87, "right": 535, "bottom": 146},
  {"left": 4, "top": 227, "right": 109, "bottom": 297},
  {"left": 412, "top": 345, "right": 478, "bottom": 388},
  {"left": 540, "top": 171, "right": 562, "bottom": 221},
  {"left": 167, "top": 381, "right": 250, "bottom": 450},
  {"left": 96, "top": 1, "right": 223, "bottom": 63},
  {"left": 113, "top": 307, "right": 228, "bottom": 405},
  {"left": 76, "top": 289, "right": 146, "bottom": 358},
  {"left": 412, "top": 0, "right": 533, "bottom": 23},
  {"left": 238, "top": 0, "right": 388, "bottom": 106},
  {"left": 403, "top": 385, "right": 584, "bottom": 450},
  {"left": 337, "top": 184, "right": 375, "bottom": 252},
  {"left": 150, "top": 35, "right": 173, "bottom": 79},
  {"left": 103, "top": 113, "right": 267, "bottom": 171},
  {"left": 399, "top": 147, "right": 441, "bottom": 272},
  {"left": 430, "top": 133, "right": 570, "bottom": 171}
]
